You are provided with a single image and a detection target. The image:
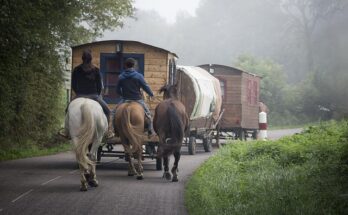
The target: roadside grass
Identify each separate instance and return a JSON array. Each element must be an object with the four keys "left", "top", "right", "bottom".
[
  {"left": 0, "top": 138, "right": 71, "bottom": 162},
  {"left": 185, "top": 120, "right": 348, "bottom": 215},
  {"left": 268, "top": 121, "right": 320, "bottom": 130}
]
